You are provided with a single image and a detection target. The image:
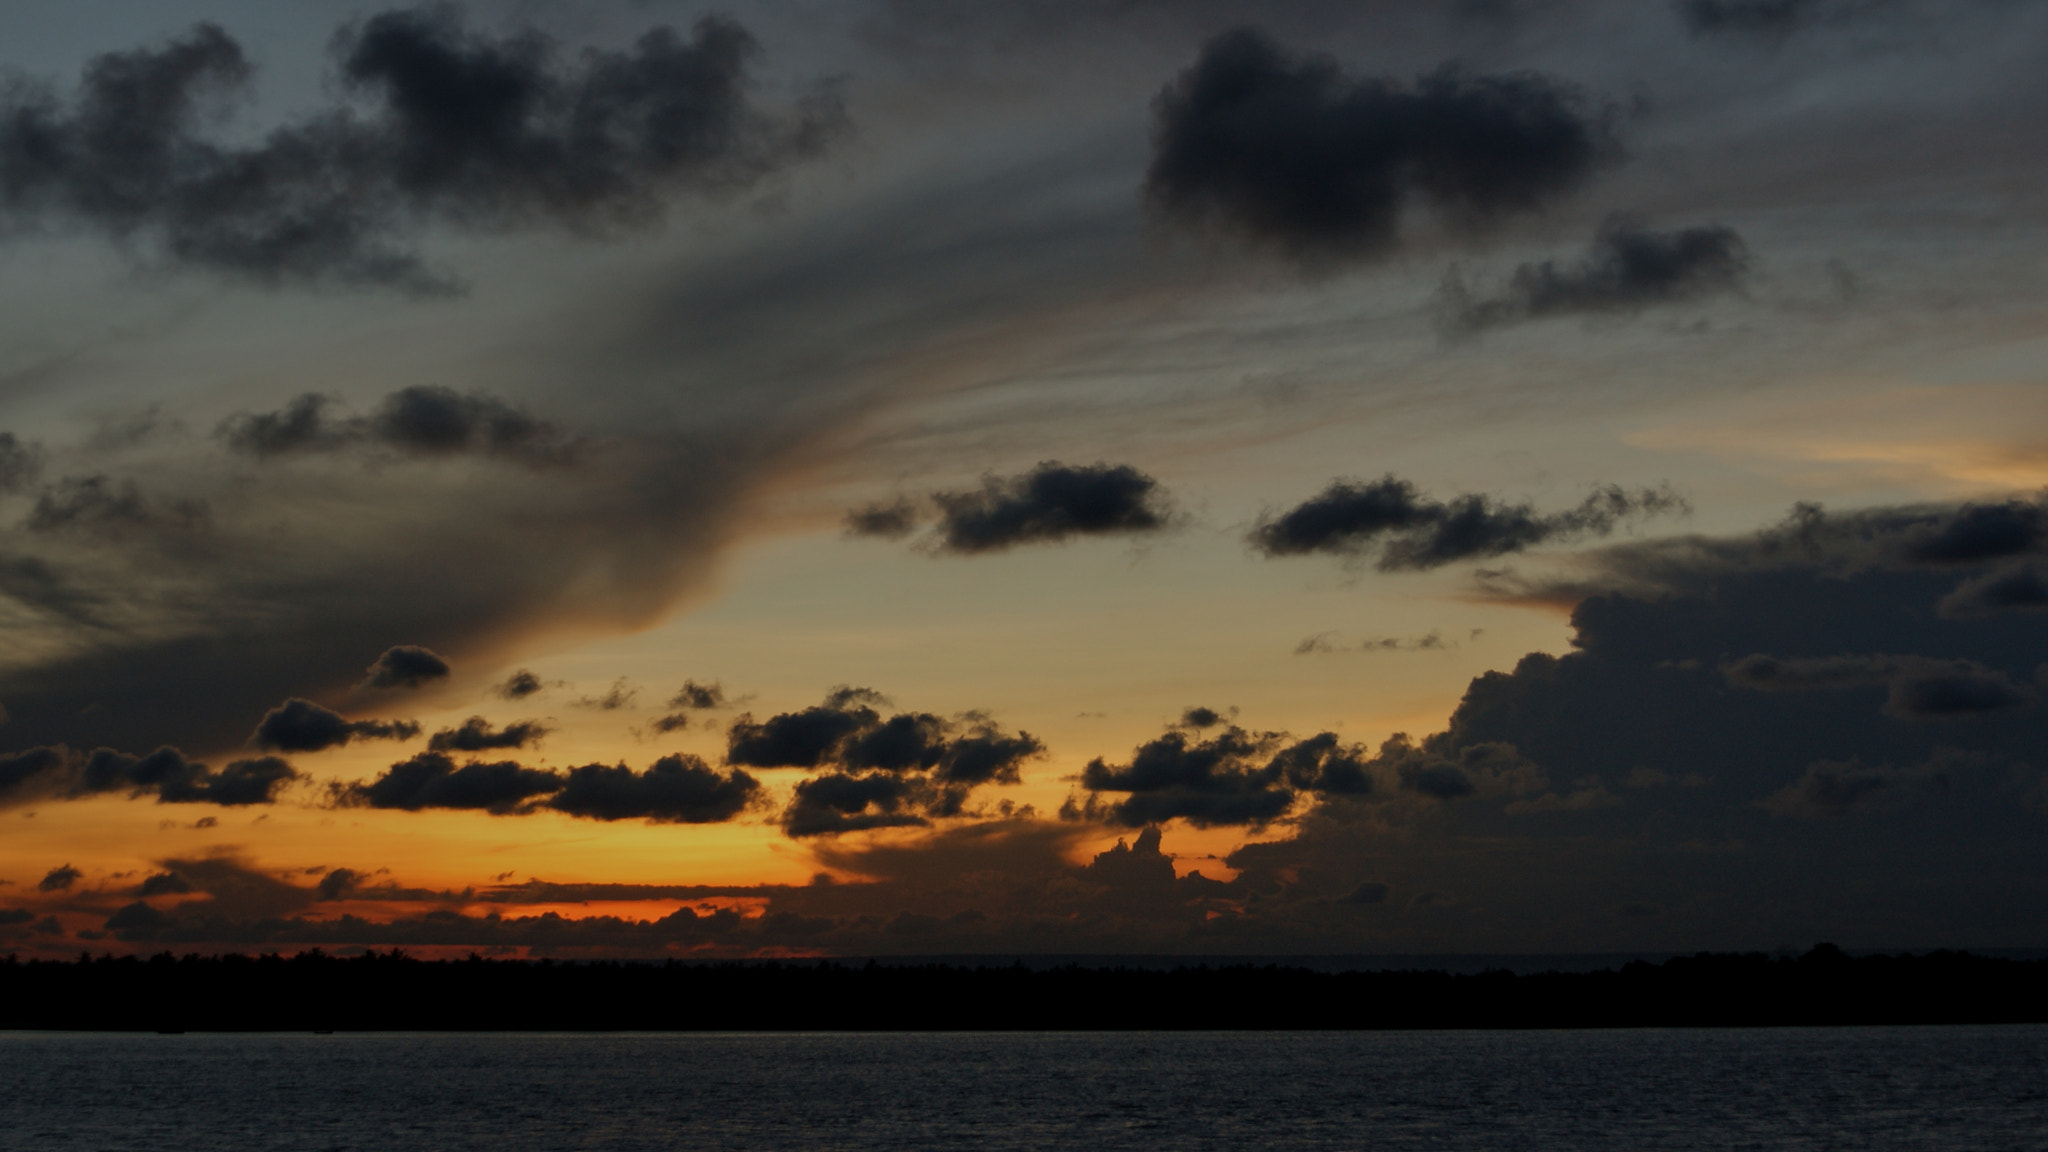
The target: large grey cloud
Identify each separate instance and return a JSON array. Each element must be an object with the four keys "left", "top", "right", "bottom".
[
  {"left": 0, "top": 11, "right": 847, "bottom": 289},
  {"left": 1145, "top": 27, "right": 1619, "bottom": 263}
]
